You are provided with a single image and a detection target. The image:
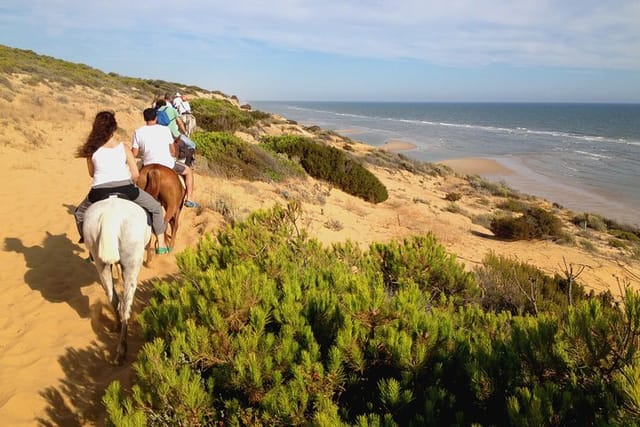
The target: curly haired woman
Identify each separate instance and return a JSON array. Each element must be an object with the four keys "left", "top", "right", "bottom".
[{"left": 74, "top": 110, "right": 170, "bottom": 254}]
